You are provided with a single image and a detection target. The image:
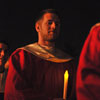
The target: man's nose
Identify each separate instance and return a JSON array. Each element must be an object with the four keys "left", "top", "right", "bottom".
[{"left": 51, "top": 22, "right": 56, "bottom": 29}]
